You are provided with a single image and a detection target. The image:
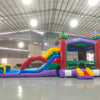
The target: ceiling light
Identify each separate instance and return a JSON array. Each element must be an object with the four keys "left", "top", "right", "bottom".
[
  {"left": 88, "top": 0, "right": 99, "bottom": 6},
  {"left": 33, "top": 42, "right": 38, "bottom": 45},
  {"left": 38, "top": 32, "right": 44, "bottom": 35},
  {"left": 30, "top": 19, "right": 38, "bottom": 27},
  {"left": 70, "top": 19, "right": 78, "bottom": 28},
  {"left": 21, "top": 0, "right": 32, "bottom": 5},
  {"left": 31, "top": 29, "right": 45, "bottom": 35},
  {"left": 0, "top": 17, "right": 3, "bottom": 20},
  {"left": 18, "top": 42, "right": 24, "bottom": 48},
  {"left": 44, "top": 43, "right": 48, "bottom": 46}
]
